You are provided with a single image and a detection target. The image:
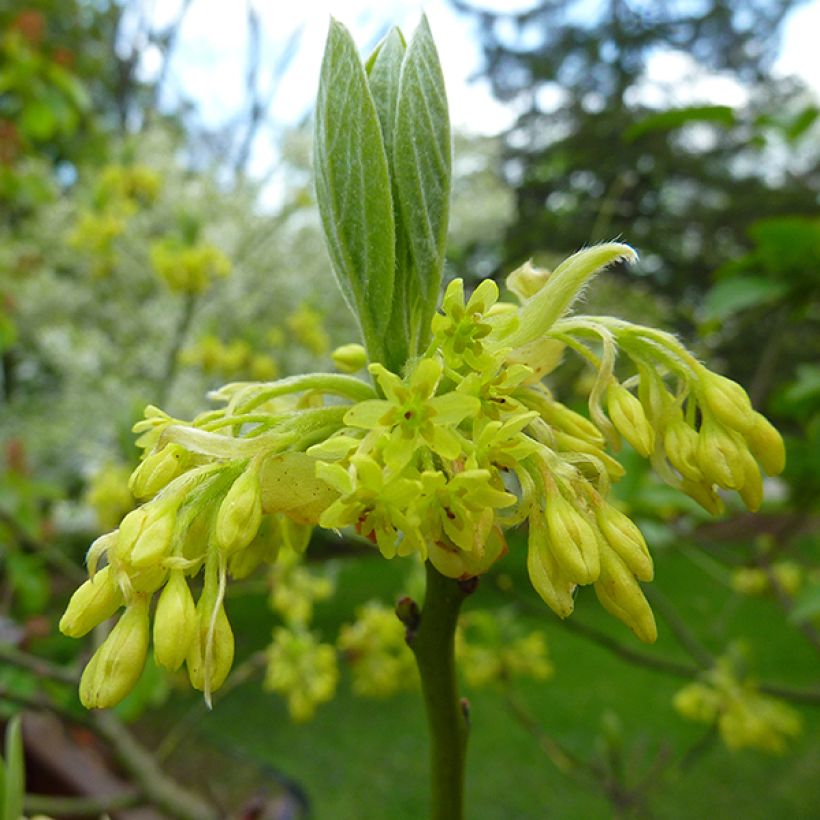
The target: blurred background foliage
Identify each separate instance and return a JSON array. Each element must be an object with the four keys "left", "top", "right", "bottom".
[{"left": 0, "top": 0, "right": 818, "bottom": 818}]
